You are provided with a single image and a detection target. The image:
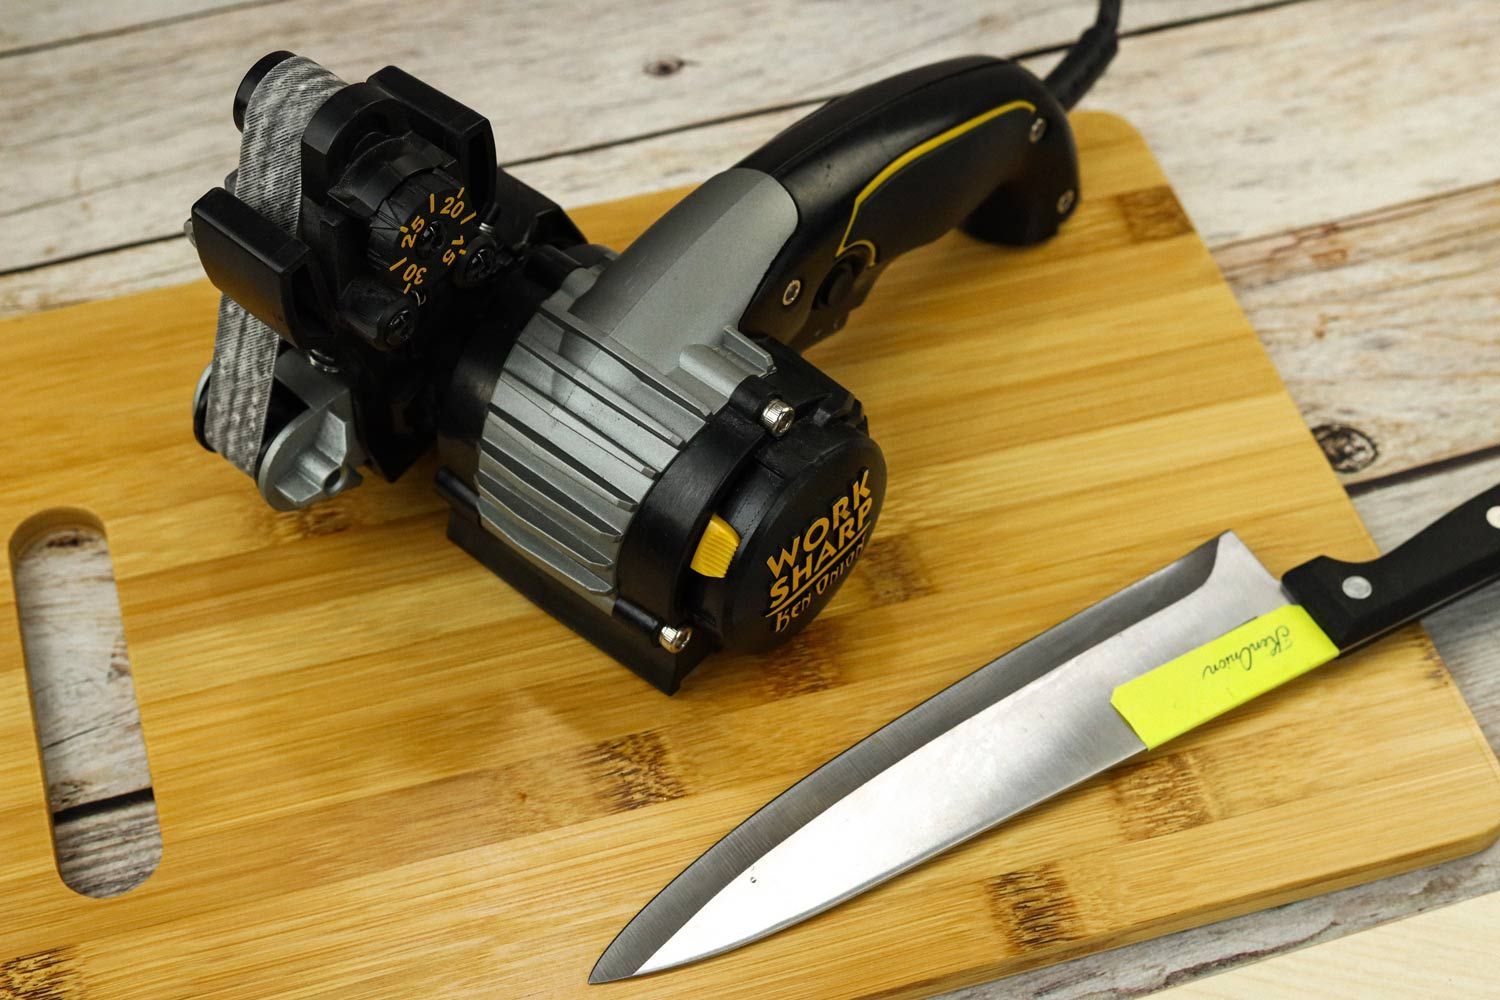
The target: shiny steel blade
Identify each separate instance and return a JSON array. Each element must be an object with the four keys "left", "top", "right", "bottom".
[{"left": 591, "top": 533, "right": 1291, "bottom": 984}]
